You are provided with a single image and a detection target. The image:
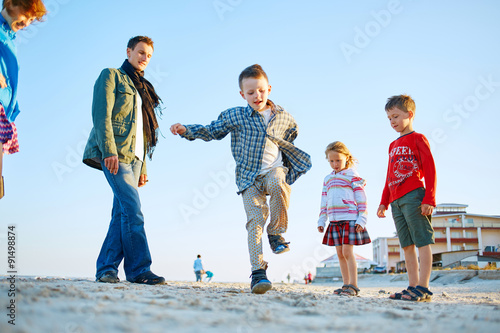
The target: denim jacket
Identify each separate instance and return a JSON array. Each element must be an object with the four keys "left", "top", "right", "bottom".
[{"left": 83, "top": 67, "right": 147, "bottom": 175}]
